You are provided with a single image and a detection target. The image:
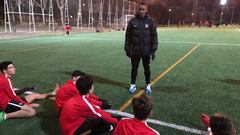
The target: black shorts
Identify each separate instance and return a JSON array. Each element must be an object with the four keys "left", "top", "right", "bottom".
[
  {"left": 4, "top": 100, "right": 25, "bottom": 113},
  {"left": 74, "top": 118, "right": 112, "bottom": 135}
]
